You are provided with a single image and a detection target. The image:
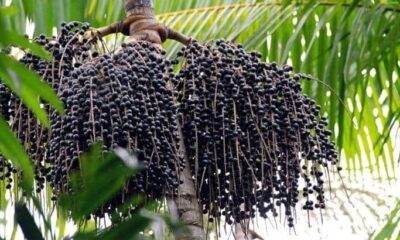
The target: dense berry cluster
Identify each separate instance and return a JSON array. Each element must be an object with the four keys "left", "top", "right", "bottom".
[
  {"left": 47, "top": 41, "right": 183, "bottom": 217},
  {"left": 0, "top": 84, "right": 14, "bottom": 188},
  {"left": 0, "top": 22, "right": 96, "bottom": 192},
  {"left": 0, "top": 20, "right": 341, "bottom": 226},
  {"left": 0, "top": 23, "right": 183, "bottom": 219},
  {"left": 0, "top": 84, "right": 11, "bottom": 121},
  {"left": 173, "top": 40, "right": 340, "bottom": 226}
]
